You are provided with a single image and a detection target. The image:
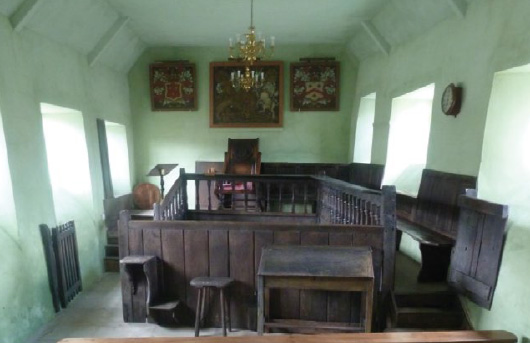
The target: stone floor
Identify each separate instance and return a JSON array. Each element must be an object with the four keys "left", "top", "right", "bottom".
[
  {"left": 30, "top": 273, "right": 255, "bottom": 343},
  {"left": 30, "top": 251, "right": 438, "bottom": 343}
]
